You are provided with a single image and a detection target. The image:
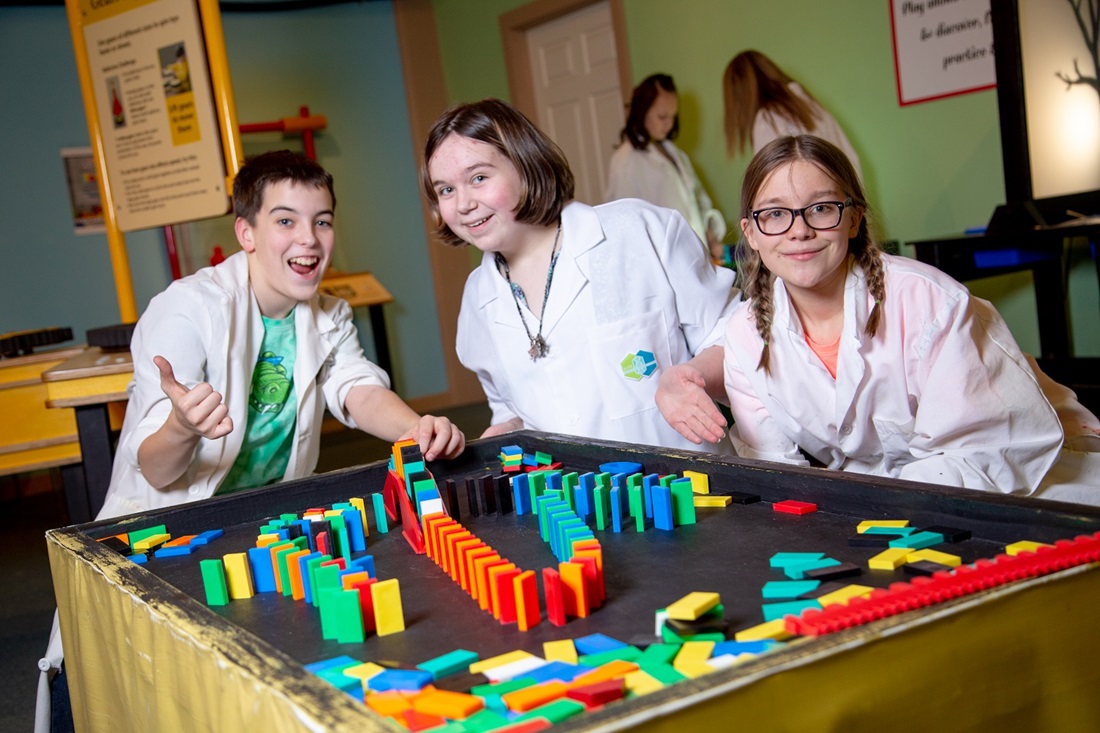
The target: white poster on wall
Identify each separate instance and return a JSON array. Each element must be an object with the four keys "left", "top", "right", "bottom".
[
  {"left": 890, "top": 0, "right": 996, "bottom": 106},
  {"left": 80, "top": 0, "right": 229, "bottom": 231}
]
